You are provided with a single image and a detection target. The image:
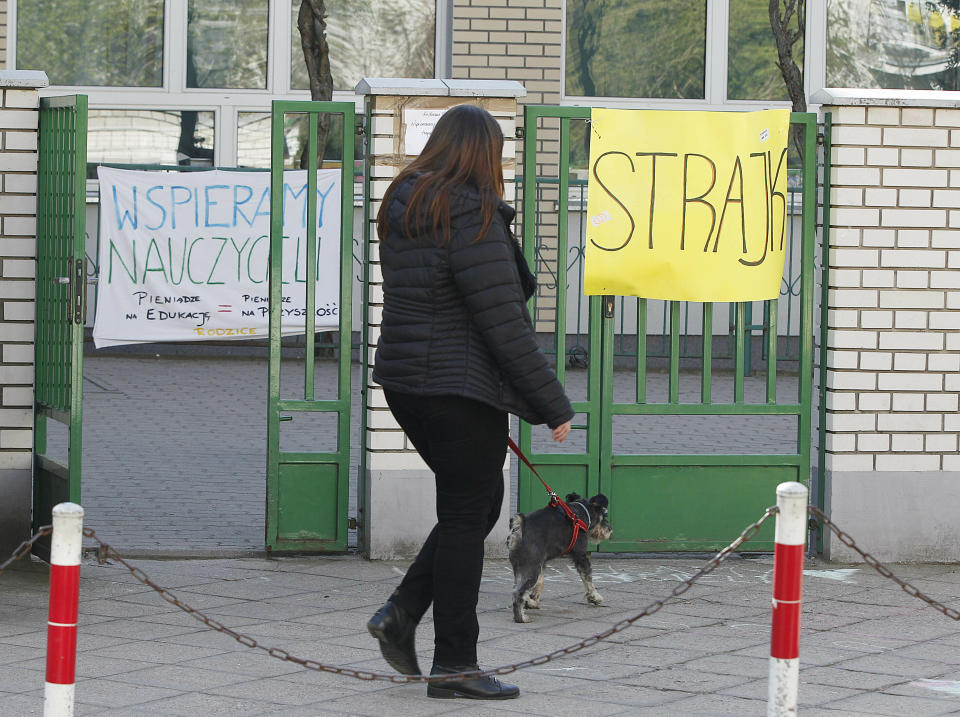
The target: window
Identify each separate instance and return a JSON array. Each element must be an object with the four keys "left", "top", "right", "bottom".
[
  {"left": 187, "top": 0, "right": 269, "bottom": 89},
  {"left": 290, "top": 0, "right": 436, "bottom": 92},
  {"left": 237, "top": 111, "right": 360, "bottom": 170},
  {"left": 565, "top": 1, "right": 707, "bottom": 100},
  {"left": 17, "top": 0, "right": 164, "bottom": 86},
  {"left": 237, "top": 112, "right": 309, "bottom": 168},
  {"left": 87, "top": 109, "right": 215, "bottom": 169},
  {"left": 828, "top": 0, "right": 960, "bottom": 90},
  {"left": 564, "top": 0, "right": 806, "bottom": 107}
]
